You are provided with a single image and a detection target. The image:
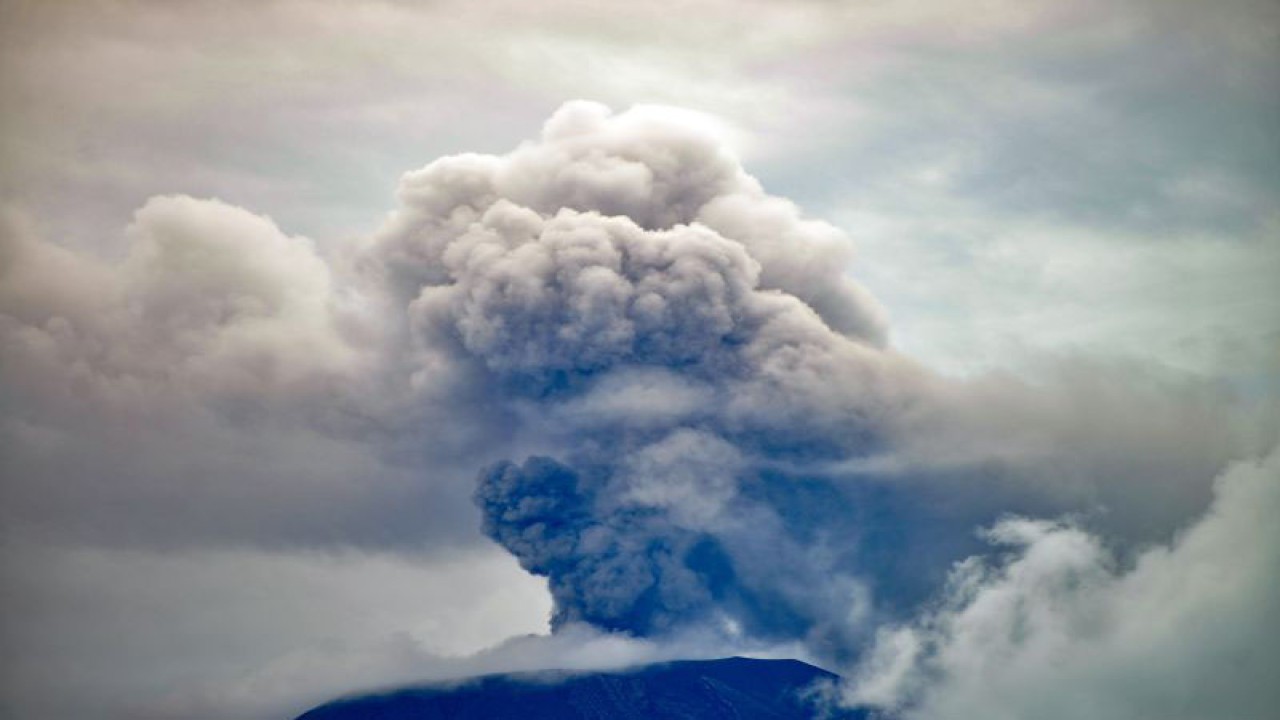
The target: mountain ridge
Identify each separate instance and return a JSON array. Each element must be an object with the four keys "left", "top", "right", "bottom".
[{"left": 295, "top": 655, "right": 867, "bottom": 719}]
